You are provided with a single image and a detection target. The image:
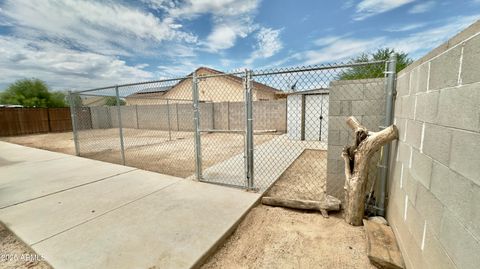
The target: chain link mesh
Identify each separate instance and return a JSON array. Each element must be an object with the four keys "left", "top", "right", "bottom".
[
  {"left": 70, "top": 62, "right": 388, "bottom": 202},
  {"left": 251, "top": 62, "right": 387, "bottom": 201}
]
